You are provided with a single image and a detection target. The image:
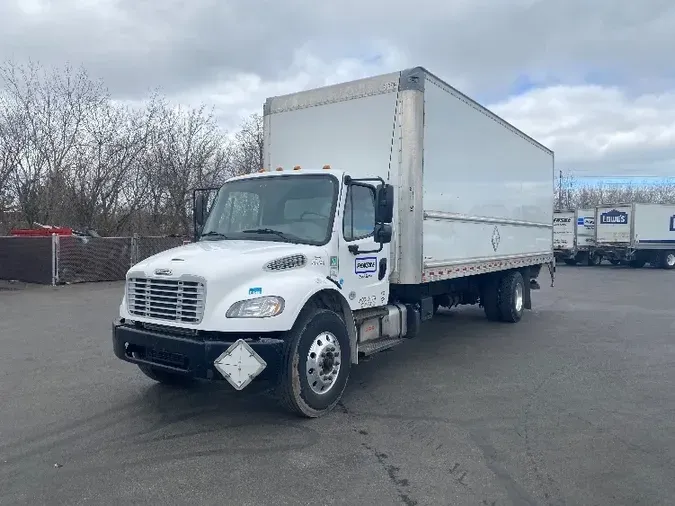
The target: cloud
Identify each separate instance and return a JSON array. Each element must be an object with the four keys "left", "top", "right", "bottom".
[
  {"left": 492, "top": 85, "right": 675, "bottom": 177},
  {"left": 1, "top": 0, "right": 675, "bottom": 177}
]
